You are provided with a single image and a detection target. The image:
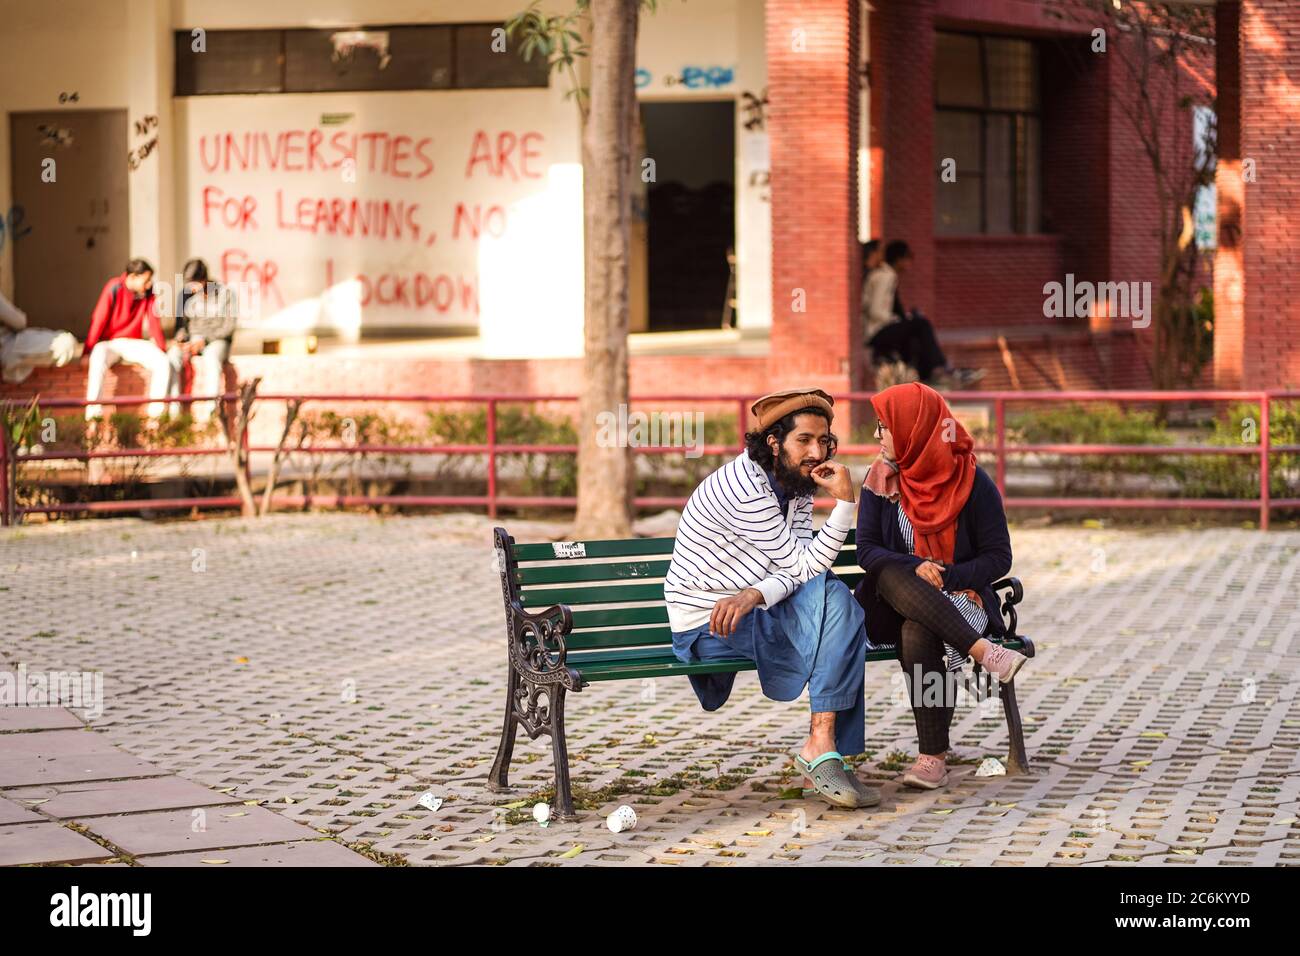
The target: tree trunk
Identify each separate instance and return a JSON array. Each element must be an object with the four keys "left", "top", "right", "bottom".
[{"left": 572, "top": 0, "right": 639, "bottom": 541}]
